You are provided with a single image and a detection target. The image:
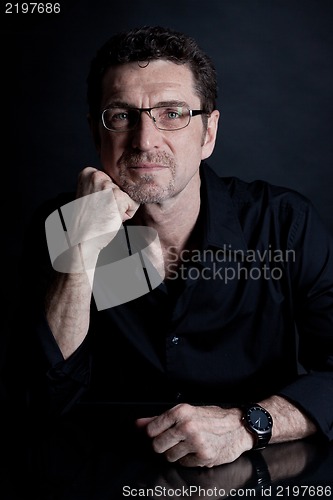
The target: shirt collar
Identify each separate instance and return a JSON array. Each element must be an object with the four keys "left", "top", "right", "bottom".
[{"left": 200, "top": 162, "right": 248, "bottom": 253}]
